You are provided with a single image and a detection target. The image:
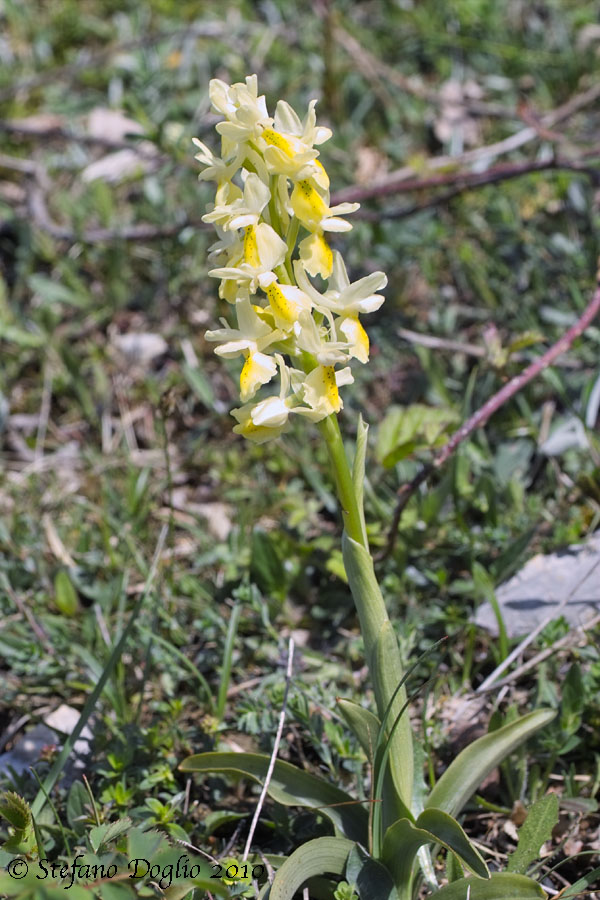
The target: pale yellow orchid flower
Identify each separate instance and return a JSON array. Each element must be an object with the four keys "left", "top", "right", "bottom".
[{"left": 205, "top": 296, "right": 284, "bottom": 401}]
